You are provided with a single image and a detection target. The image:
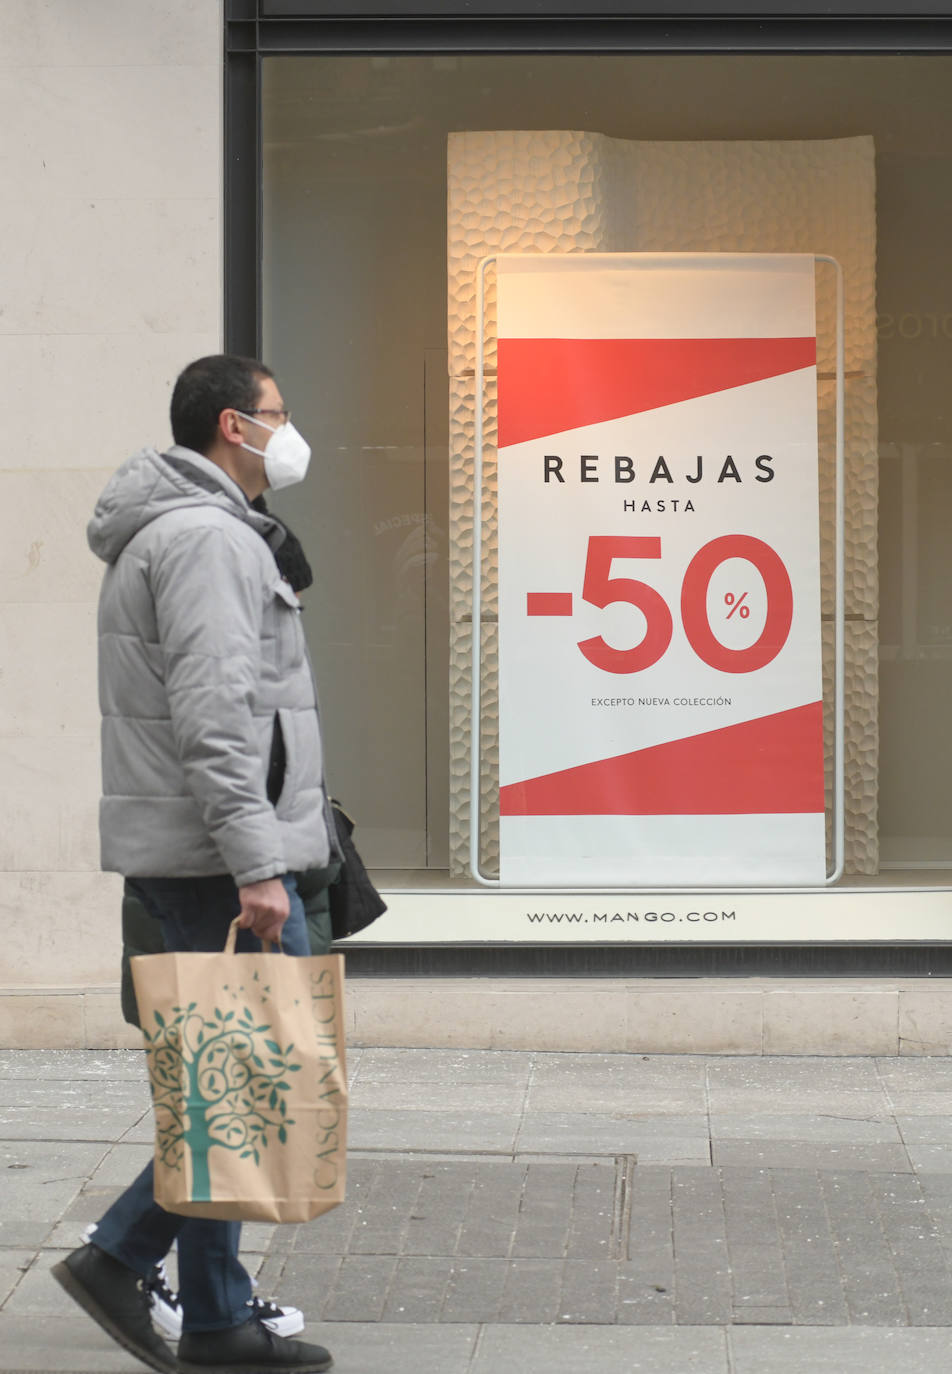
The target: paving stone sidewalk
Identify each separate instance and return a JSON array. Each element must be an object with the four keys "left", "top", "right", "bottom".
[{"left": 5, "top": 1047, "right": 952, "bottom": 1372}]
